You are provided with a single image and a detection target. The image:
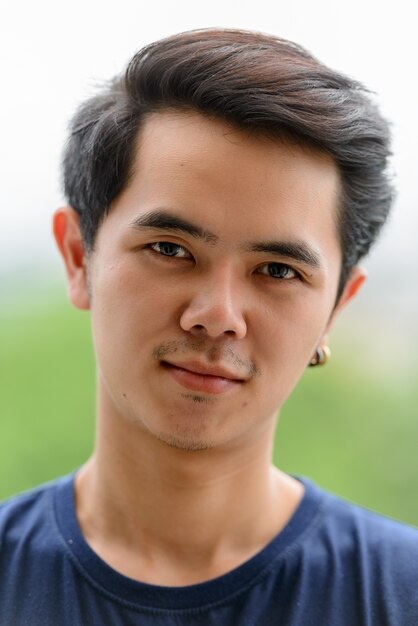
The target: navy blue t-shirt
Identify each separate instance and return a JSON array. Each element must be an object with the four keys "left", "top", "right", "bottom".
[{"left": 1, "top": 473, "right": 418, "bottom": 625}]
